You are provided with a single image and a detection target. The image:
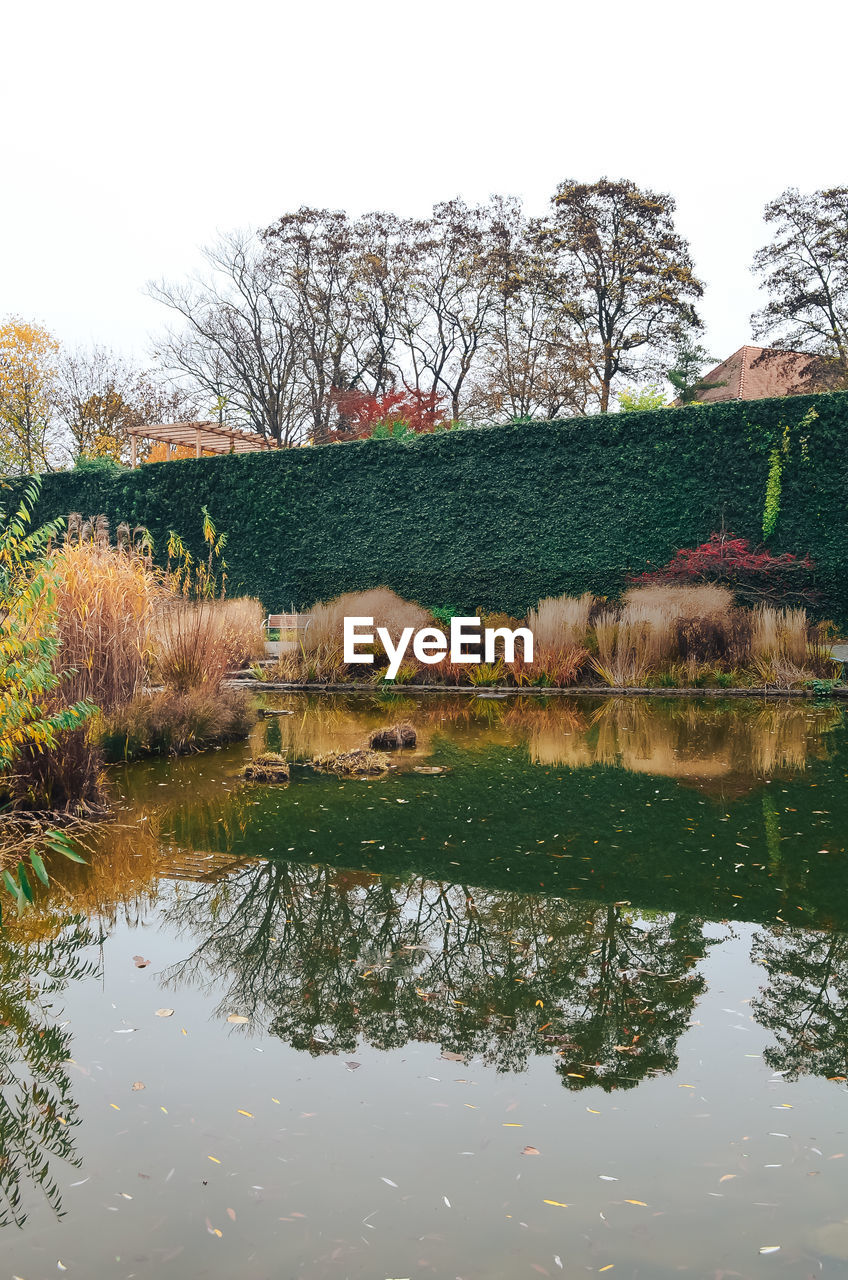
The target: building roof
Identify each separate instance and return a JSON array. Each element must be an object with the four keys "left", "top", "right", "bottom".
[{"left": 694, "top": 345, "right": 815, "bottom": 403}]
